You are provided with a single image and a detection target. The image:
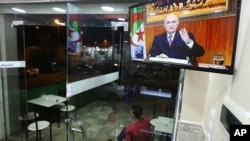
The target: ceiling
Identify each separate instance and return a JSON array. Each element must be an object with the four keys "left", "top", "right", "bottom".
[
  {"left": 0, "top": 0, "right": 147, "bottom": 26},
  {"left": 0, "top": 0, "right": 146, "bottom": 14}
]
